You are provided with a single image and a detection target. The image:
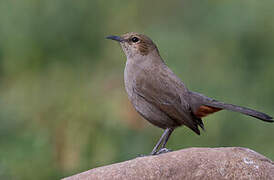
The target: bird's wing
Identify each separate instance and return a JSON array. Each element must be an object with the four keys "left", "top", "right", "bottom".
[{"left": 133, "top": 64, "right": 203, "bottom": 134}]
